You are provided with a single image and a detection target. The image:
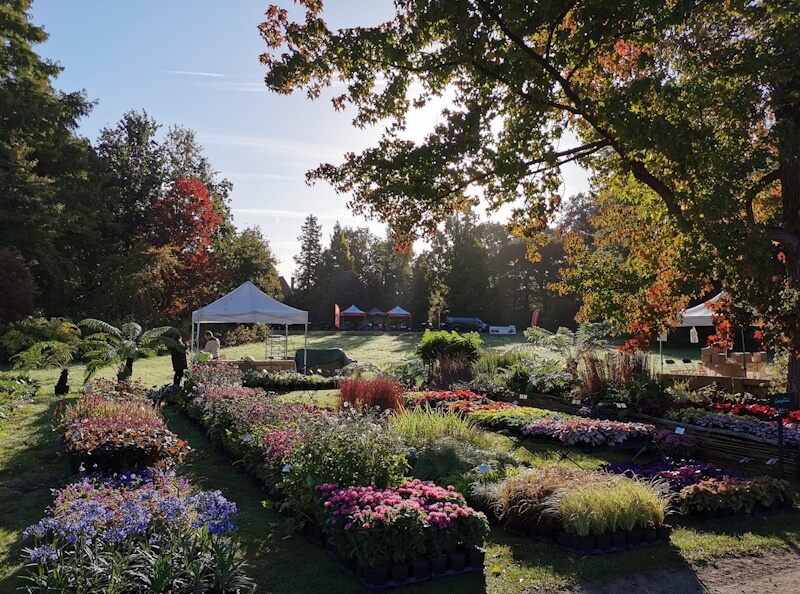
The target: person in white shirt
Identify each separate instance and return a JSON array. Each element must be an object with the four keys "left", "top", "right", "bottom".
[{"left": 202, "top": 330, "right": 221, "bottom": 360}]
